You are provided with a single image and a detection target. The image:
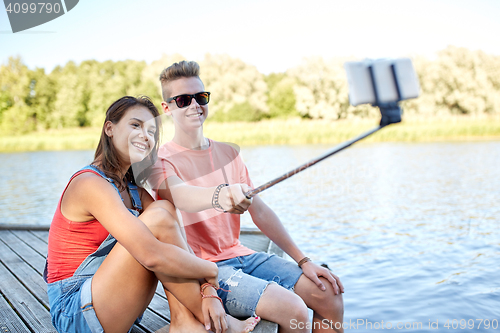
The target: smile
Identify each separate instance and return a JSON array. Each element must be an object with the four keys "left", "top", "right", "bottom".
[
  {"left": 132, "top": 142, "right": 148, "bottom": 151},
  {"left": 186, "top": 111, "right": 203, "bottom": 118}
]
